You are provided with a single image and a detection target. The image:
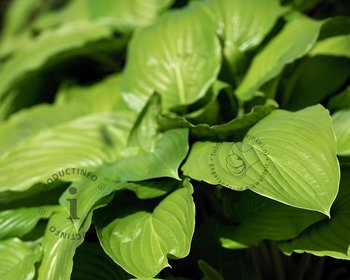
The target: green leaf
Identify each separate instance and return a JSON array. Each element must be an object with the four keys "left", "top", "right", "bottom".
[
  {"left": 121, "top": 2, "right": 221, "bottom": 111},
  {"left": 182, "top": 81, "right": 231, "bottom": 125},
  {"left": 219, "top": 191, "right": 324, "bottom": 249},
  {"left": 97, "top": 181, "right": 195, "bottom": 278},
  {"left": 55, "top": 74, "right": 131, "bottom": 112},
  {"left": 32, "top": 0, "right": 90, "bottom": 31},
  {"left": 0, "top": 104, "right": 88, "bottom": 155},
  {"left": 0, "top": 0, "right": 41, "bottom": 57},
  {"left": 201, "top": 0, "right": 284, "bottom": 52},
  {"left": 127, "top": 94, "right": 161, "bottom": 150},
  {"left": 158, "top": 104, "right": 276, "bottom": 141},
  {"left": 198, "top": 0, "right": 285, "bottom": 79},
  {"left": 0, "top": 206, "right": 59, "bottom": 239},
  {"left": 318, "top": 16, "right": 350, "bottom": 40},
  {"left": 37, "top": 210, "right": 92, "bottom": 280},
  {"left": 125, "top": 179, "right": 178, "bottom": 199},
  {"left": 31, "top": 0, "right": 173, "bottom": 34},
  {"left": 283, "top": 56, "right": 350, "bottom": 110},
  {"left": 288, "top": 0, "right": 323, "bottom": 11},
  {"left": 87, "top": 0, "right": 174, "bottom": 33},
  {"left": 0, "top": 0, "right": 41, "bottom": 38},
  {"left": 102, "top": 95, "right": 189, "bottom": 181},
  {"left": 328, "top": 86, "right": 350, "bottom": 112},
  {"left": 0, "top": 238, "right": 41, "bottom": 280},
  {"left": 72, "top": 242, "right": 132, "bottom": 280},
  {"left": 0, "top": 111, "right": 133, "bottom": 192},
  {"left": 236, "top": 17, "right": 322, "bottom": 101},
  {"left": 102, "top": 128, "right": 188, "bottom": 181},
  {"left": 182, "top": 105, "right": 339, "bottom": 215},
  {"left": 310, "top": 35, "right": 350, "bottom": 58},
  {"left": 0, "top": 21, "right": 113, "bottom": 117},
  {"left": 279, "top": 167, "right": 350, "bottom": 260},
  {"left": 333, "top": 110, "right": 350, "bottom": 156}
]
